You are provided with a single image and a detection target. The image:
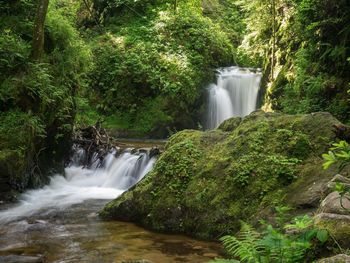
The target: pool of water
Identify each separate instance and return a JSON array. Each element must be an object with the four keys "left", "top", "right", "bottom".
[{"left": 0, "top": 200, "right": 223, "bottom": 263}]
